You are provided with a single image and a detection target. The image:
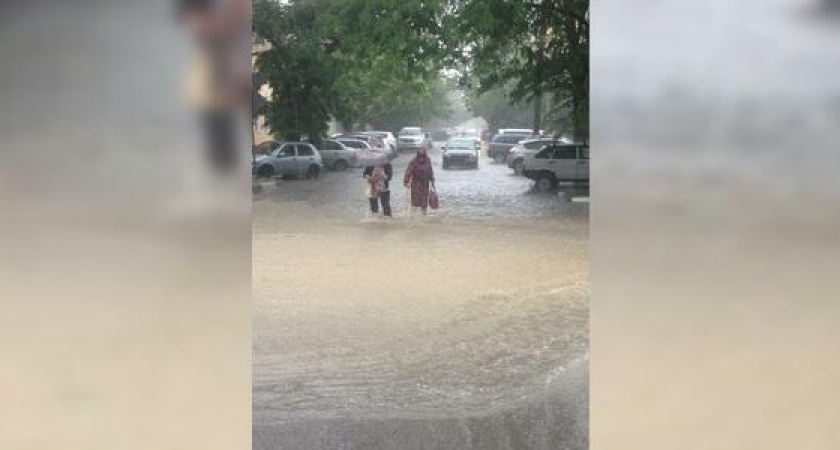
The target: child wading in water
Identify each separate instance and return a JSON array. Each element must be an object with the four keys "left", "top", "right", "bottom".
[{"left": 363, "top": 162, "right": 393, "bottom": 217}]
